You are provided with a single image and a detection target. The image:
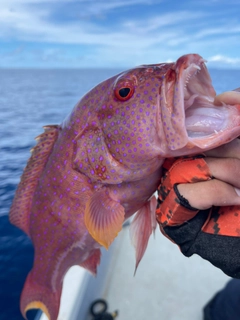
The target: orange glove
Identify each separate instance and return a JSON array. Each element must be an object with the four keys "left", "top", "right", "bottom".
[{"left": 156, "top": 156, "right": 240, "bottom": 278}]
